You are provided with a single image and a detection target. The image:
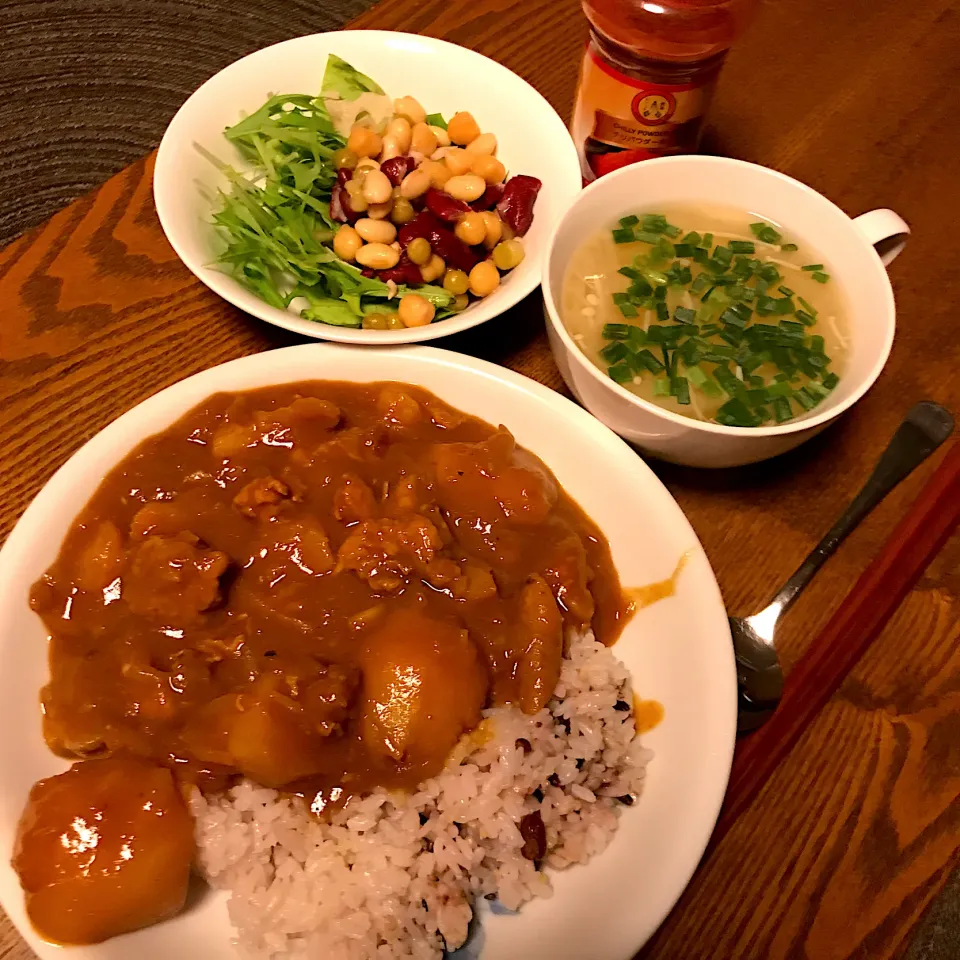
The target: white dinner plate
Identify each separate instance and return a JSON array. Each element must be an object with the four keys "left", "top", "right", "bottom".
[{"left": 0, "top": 344, "right": 736, "bottom": 960}]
